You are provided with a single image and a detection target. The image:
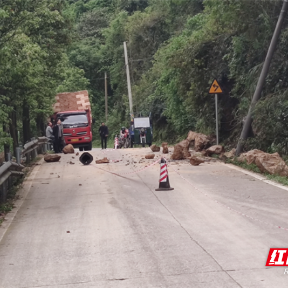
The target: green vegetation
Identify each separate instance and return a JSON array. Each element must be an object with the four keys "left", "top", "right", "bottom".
[
  {"left": 2, "top": 0, "right": 288, "bottom": 157},
  {"left": 227, "top": 158, "right": 288, "bottom": 186},
  {"left": 0, "top": 179, "right": 22, "bottom": 225},
  {"left": 227, "top": 159, "right": 262, "bottom": 174}
]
